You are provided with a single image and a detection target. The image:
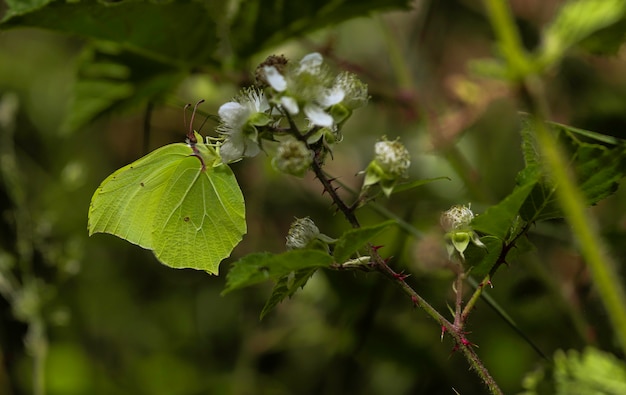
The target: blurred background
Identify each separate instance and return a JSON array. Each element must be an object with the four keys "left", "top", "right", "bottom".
[{"left": 1, "top": 0, "right": 626, "bottom": 394}]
